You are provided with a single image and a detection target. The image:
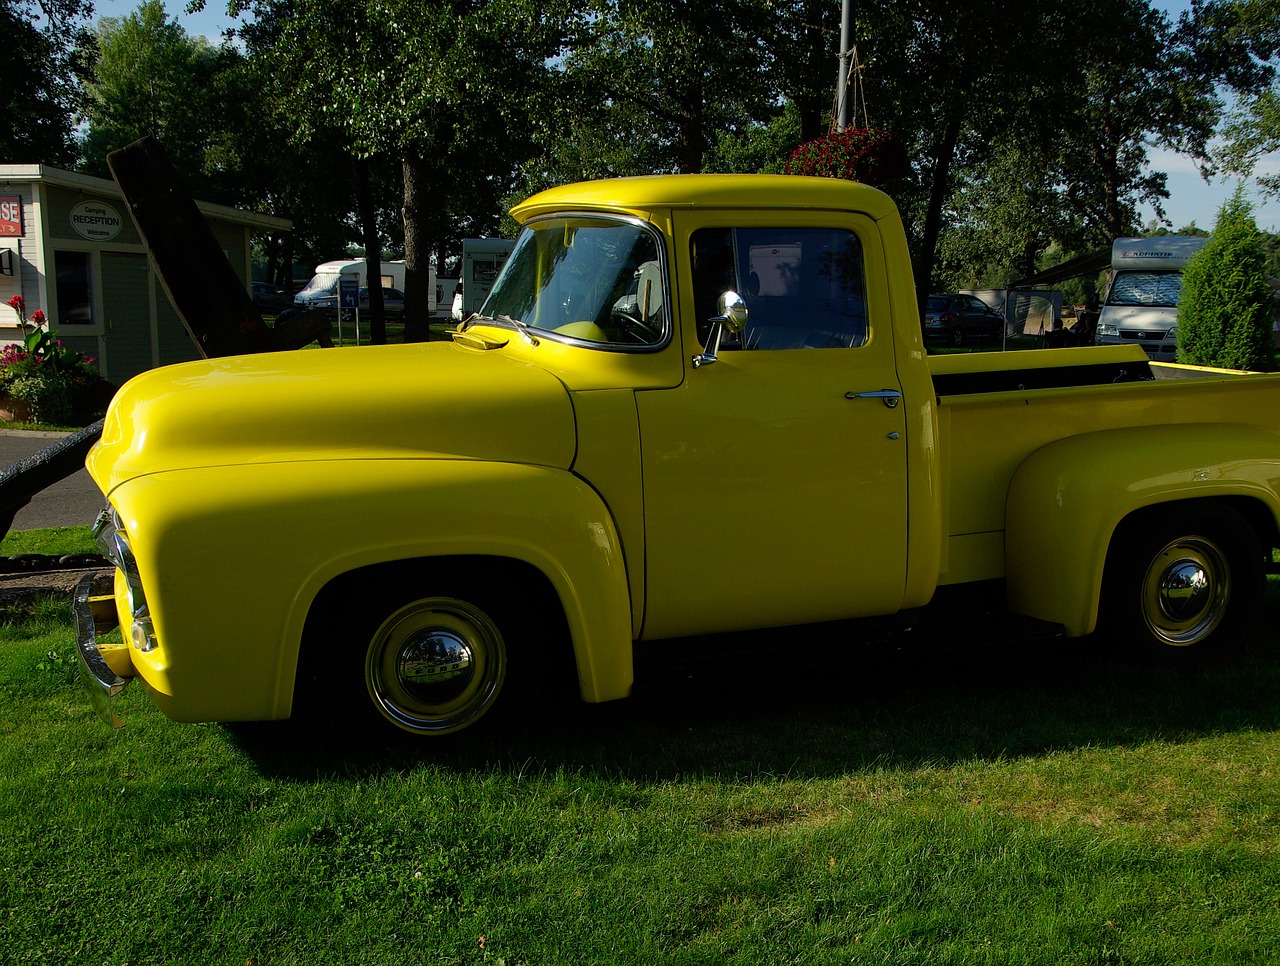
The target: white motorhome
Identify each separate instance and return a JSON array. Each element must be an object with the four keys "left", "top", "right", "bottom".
[
  {"left": 450, "top": 238, "right": 515, "bottom": 320},
  {"left": 293, "top": 259, "right": 421, "bottom": 307},
  {"left": 1095, "top": 235, "right": 1208, "bottom": 360}
]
